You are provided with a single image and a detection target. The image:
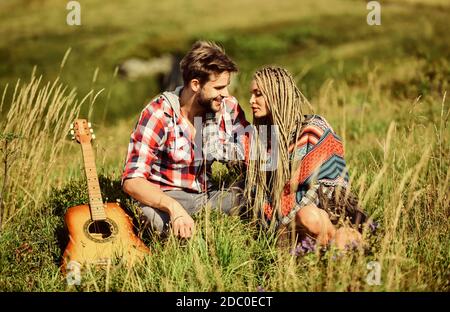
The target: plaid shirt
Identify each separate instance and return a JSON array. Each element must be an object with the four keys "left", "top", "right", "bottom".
[{"left": 122, "top": 87, "right": 249, "bottom": 192}]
